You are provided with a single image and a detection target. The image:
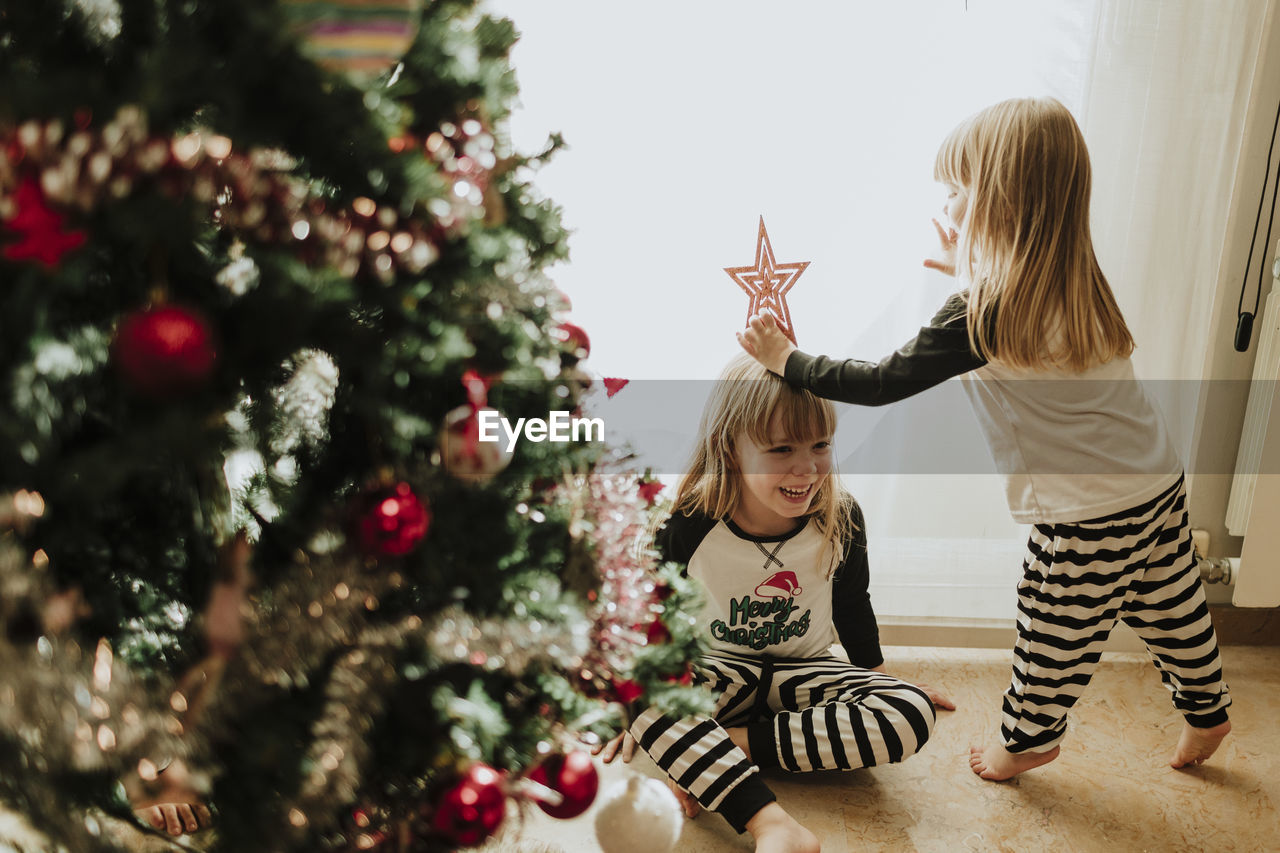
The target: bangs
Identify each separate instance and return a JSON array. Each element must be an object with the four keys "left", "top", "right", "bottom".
[
  {"left": 676, "top": 352, "right": 852, "bottom": 567},
  {"left": 743, "top": 385, "right": 836, "bottom": 447},
  {"left": 933, "top": 119, "right": 970, "bottom": 187}
]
